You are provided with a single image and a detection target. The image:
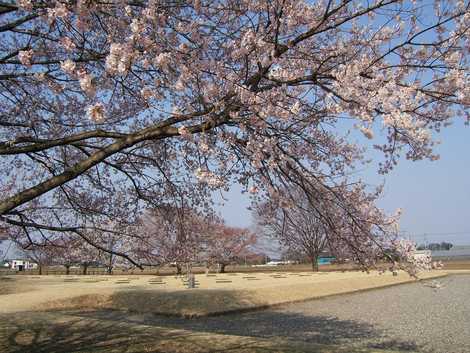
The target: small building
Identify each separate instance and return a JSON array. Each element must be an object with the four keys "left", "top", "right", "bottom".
[
  {"left": 8, "top": 259, "right": 38, "bottom": 271},
  {"left": 318, "top": 256, "right": 335, "bottom": 265}
]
